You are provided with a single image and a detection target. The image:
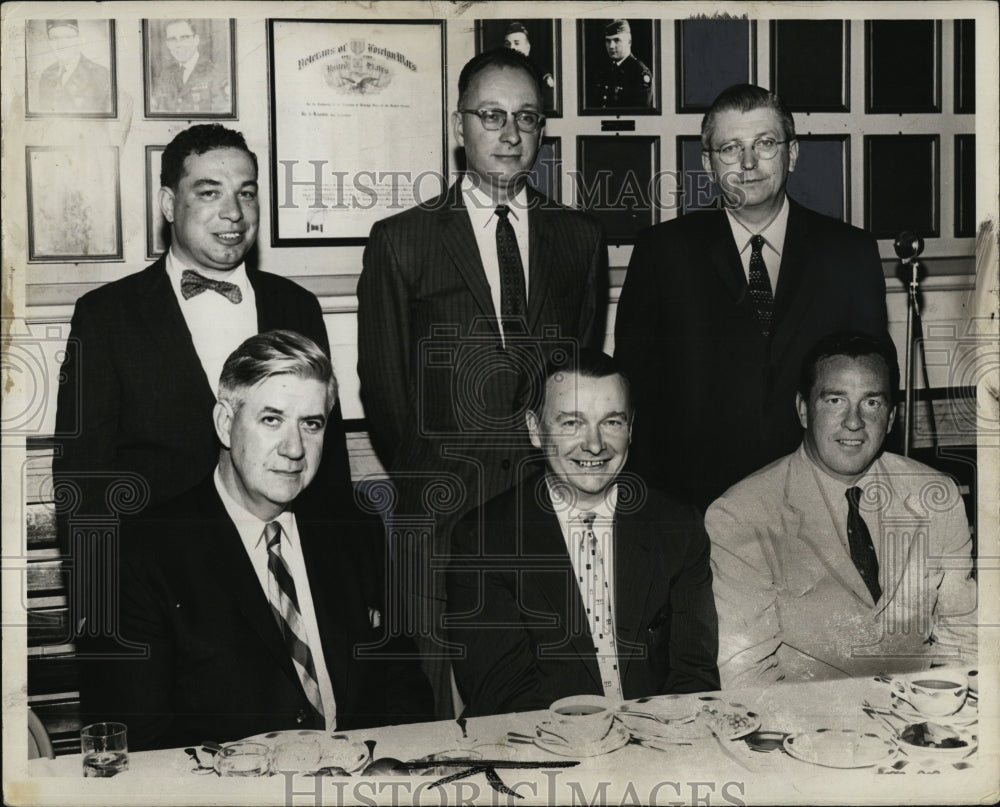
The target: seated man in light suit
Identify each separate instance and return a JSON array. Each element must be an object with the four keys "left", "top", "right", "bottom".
[
  {"left": 706, "top": 331, "right": 977, "bottom": 688},
  {"left": 447, "top": 350, "right": 719, "bottom": 716},
  {"left": 82, "top": 331, "right": 432, "bottom": 750}
]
